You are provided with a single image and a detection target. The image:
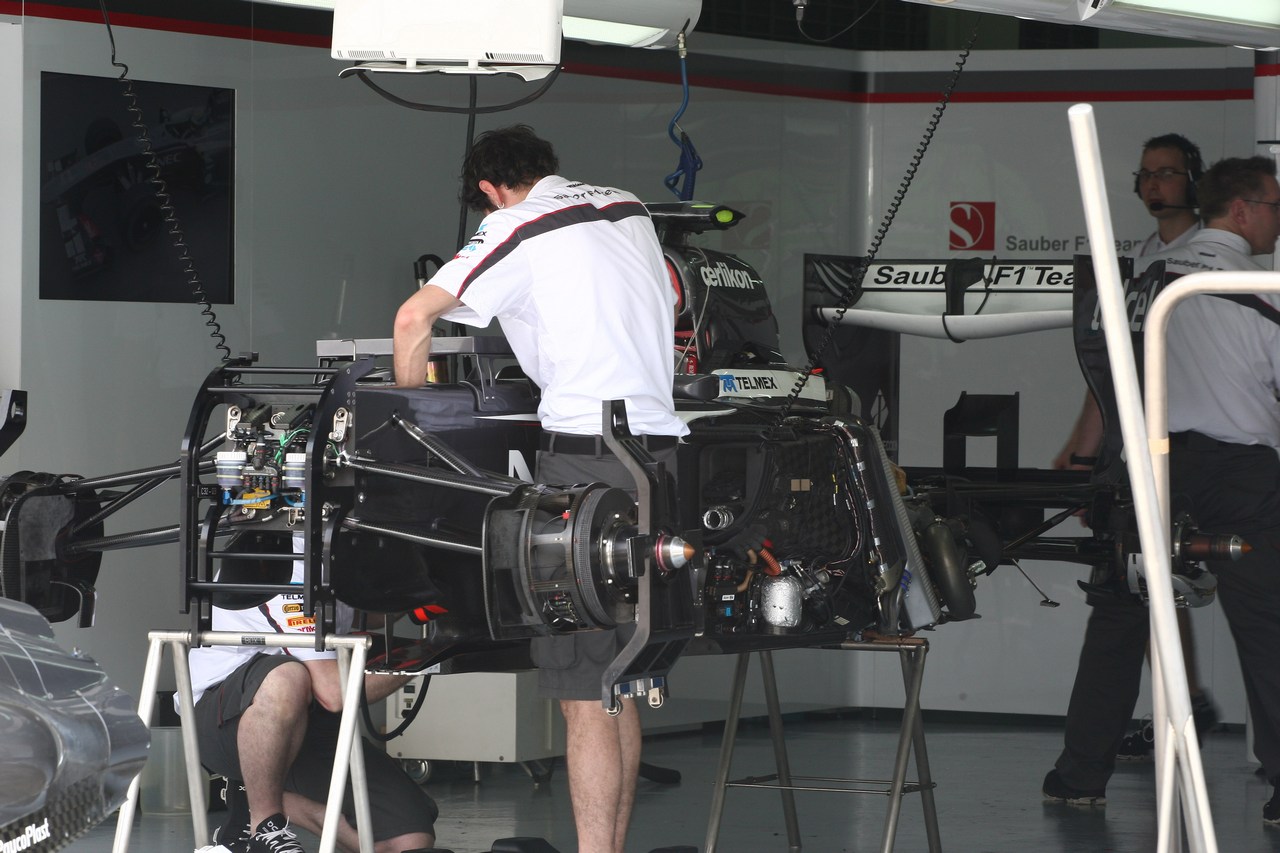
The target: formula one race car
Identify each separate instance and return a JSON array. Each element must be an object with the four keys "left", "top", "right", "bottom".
[{"left": 0, "top": 204, "right": 987, "bottom": 719}]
